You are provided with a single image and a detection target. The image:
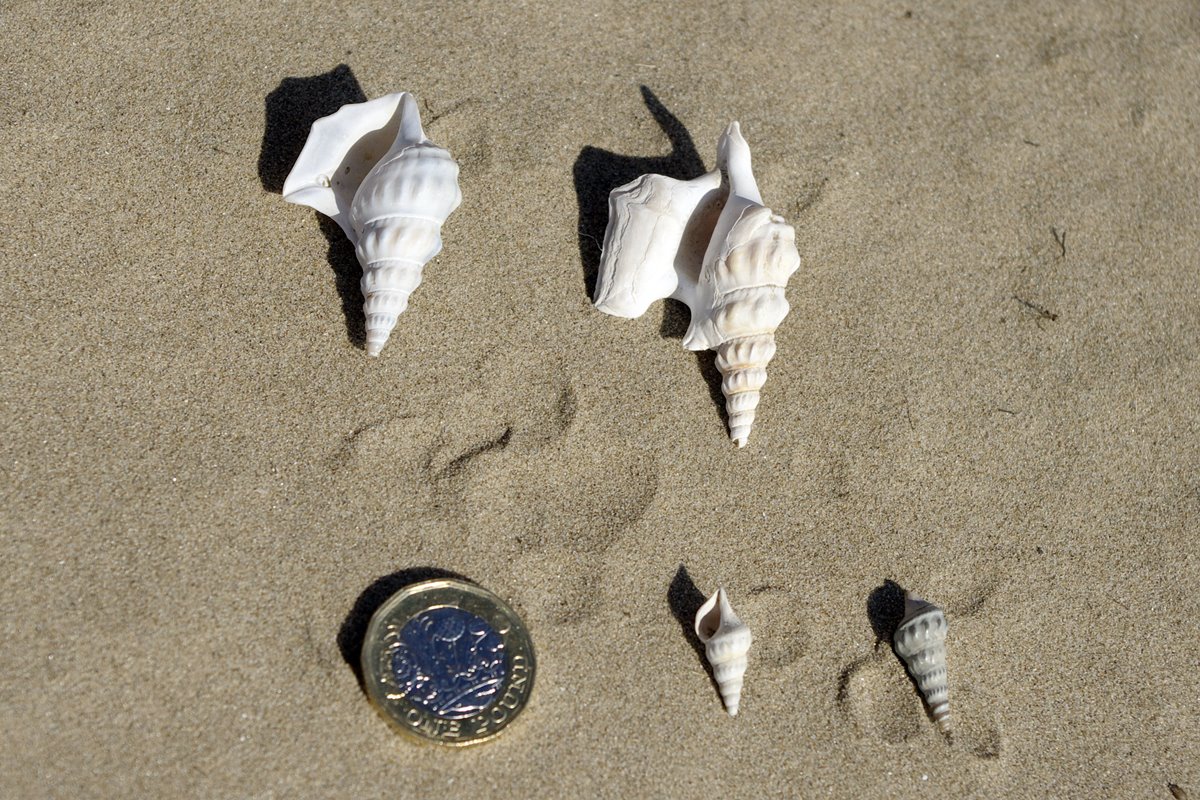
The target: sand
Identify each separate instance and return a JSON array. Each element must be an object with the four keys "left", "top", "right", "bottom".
[{"left": 2, "top": 1, "right": 1198, "bottom": 797}]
